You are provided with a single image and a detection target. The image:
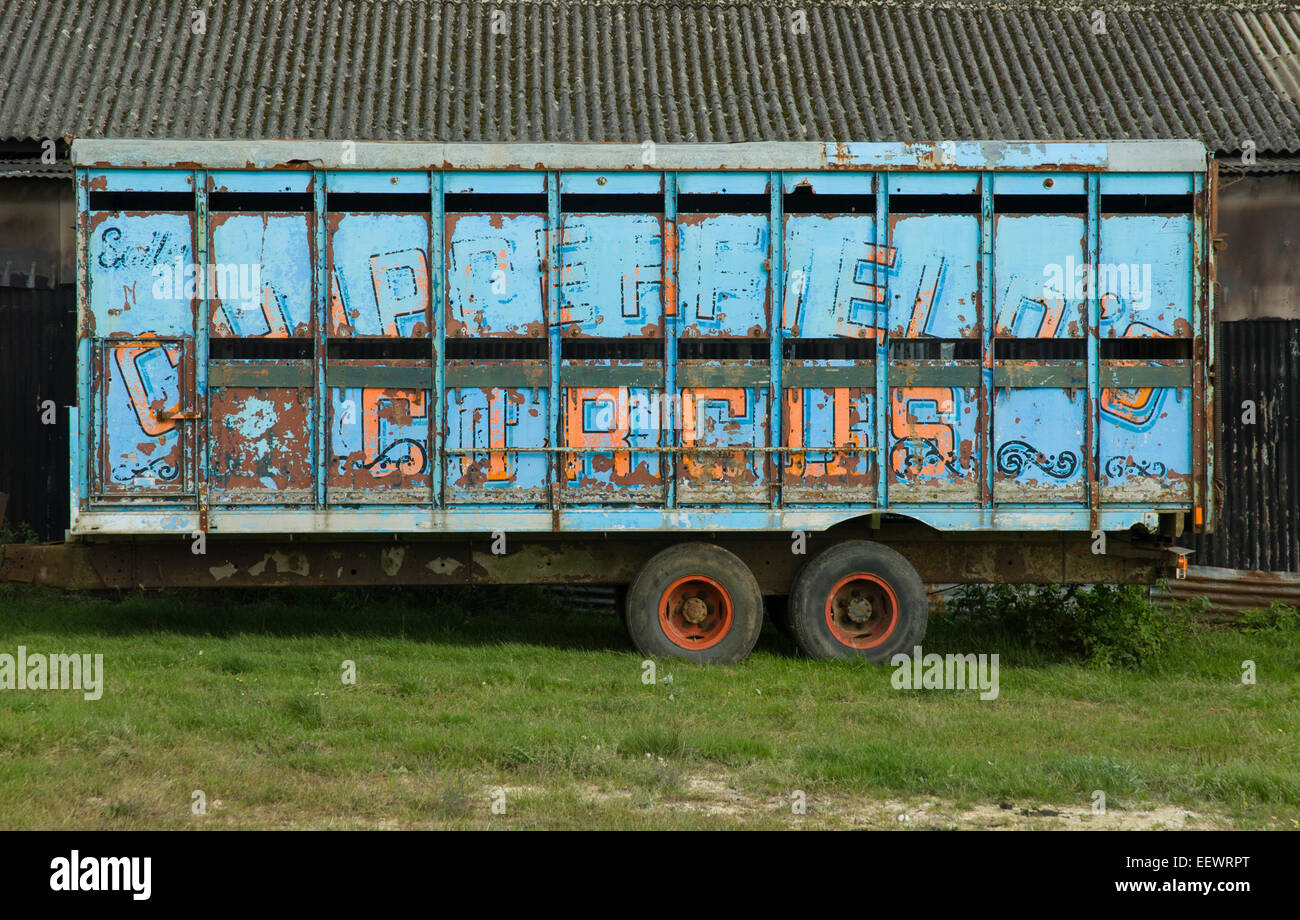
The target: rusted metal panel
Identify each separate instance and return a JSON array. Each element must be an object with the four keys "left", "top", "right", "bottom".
[
  {"left": 64, "top": 149, "right": 1214, "bottom": 541},
  {"left": 561, "top": 368, "right": 664, "bottom": 503},
  {"left": 676, "top": 213, "right": 769, "bottom": 338},
  {"left": 208, "top": 371, "right": 313, "bottom": 504},
  {"left": 327, "top": 361, "right": 431, "bottom": 502},
  {"left": 327, "top": 212, "right": 430, "bottom": 337},
  {"left": 677, "top": 381, "right": 769, "bottom": 504},
  {"left": 1099, "top": 359, "right": 1193, "bottom": 502},
  {"left": 888, "top": 384, "right": 979, "bottom": 502},
  {"left": 444, "top": 384, "right": 549, "bottom": 504},
  {"left": 781, "top": 383, "right": 876, "bottom": 502},
  {"left": 209, "top": 211, "right": 313, "bottom": 337},
  {"left": 0, "top": 529, "right": 1178, "bottom": 592},
  {"left": 445, "top": 212, "right": 546, "bottom": 337},
  {"left": 94, "top": 339, "right": 191, "bottom": 496},
  {"left": 557, "top": 213, "right": 664, "bottom": 337},
  {"left": 1152, "top": 566, "right": 1300, "bottom": 617}
]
